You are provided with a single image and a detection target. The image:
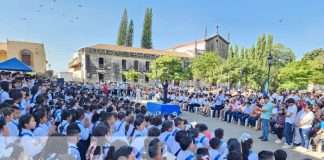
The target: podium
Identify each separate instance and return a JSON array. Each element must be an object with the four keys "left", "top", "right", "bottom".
[{"left": 147, "top": 102, "right": 180, "bottom": 115}]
